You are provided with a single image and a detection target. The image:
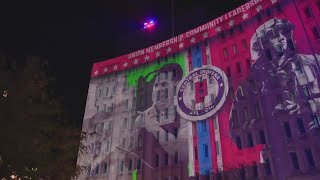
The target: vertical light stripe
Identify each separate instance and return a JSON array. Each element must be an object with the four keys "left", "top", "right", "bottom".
[{"left": 187, "top": 121, "right": 195, "bottom": 176}]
